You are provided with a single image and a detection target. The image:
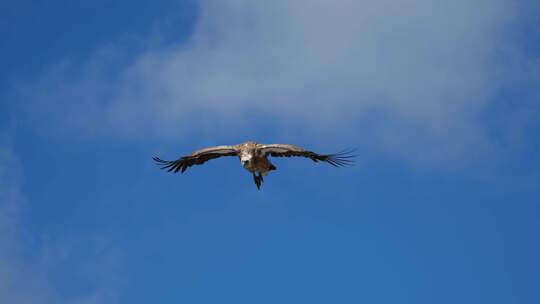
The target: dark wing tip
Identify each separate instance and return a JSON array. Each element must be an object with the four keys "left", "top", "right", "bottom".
[
  {"left": 152, "top": 156, "right": 173, "bottom": 166},
  {"left": 152, "top": 156, "right": 167, "bottom": 164},
  {"left": 152, "top": 156, "right": 187, "bottom": 173},
  {"left": 321, "top": 148, "right": 357, "bottom": 167}
]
